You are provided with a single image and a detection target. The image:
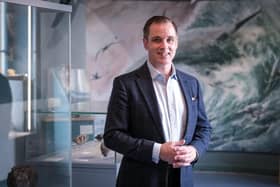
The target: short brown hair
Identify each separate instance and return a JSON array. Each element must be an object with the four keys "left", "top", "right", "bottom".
[{"left": 143, "top": 16, "right": 178, "bottom": 39}]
